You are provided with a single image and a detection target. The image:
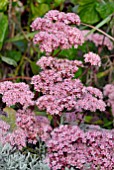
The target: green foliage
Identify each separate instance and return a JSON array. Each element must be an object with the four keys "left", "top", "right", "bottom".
[
  {"left": 0, "top": 0, "right": 8, "bottom": 11},
  {"left": 74, "top": 68, "right": 82, "bottom": 78},
  {"left": 6, "top": 50, "right": 21, "bottom": 62},
  {"left": 1, "top": 56, "right": 17, "bottom": 67},
  {"left": 30, "top": 61, "right": 40, "bottom": 75},
  {"left": 0, "top": 13, "right": 8, "bottom": 50},
  {"left": 77, "top": 0, "right": 100, "bottom": 24},
  {"left": 73, "top": 0, "right": 114, "bottom": 24},
  {"left": 96, "top": 2, "right": 114, "bottom": 19},
  {"left": 30, "top": 2, "right": 49, "bottom": 19}
]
